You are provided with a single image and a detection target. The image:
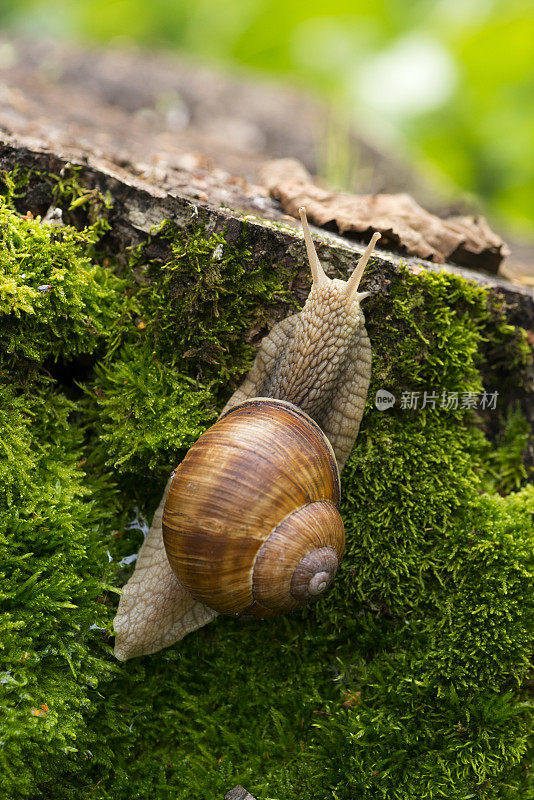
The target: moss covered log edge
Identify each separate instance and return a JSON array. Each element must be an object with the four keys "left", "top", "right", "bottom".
[{"left": 1, "top": 167, "right": 533, "bottom": 800}]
